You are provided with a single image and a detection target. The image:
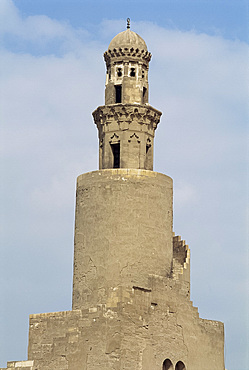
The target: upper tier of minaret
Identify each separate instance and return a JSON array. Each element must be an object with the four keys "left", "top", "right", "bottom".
[
  {"left": 103, "top": 24, "right": 151, "bottom": 105},
  {"left": 92, "top": 21, "right": 162, "bottom": 170}
]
